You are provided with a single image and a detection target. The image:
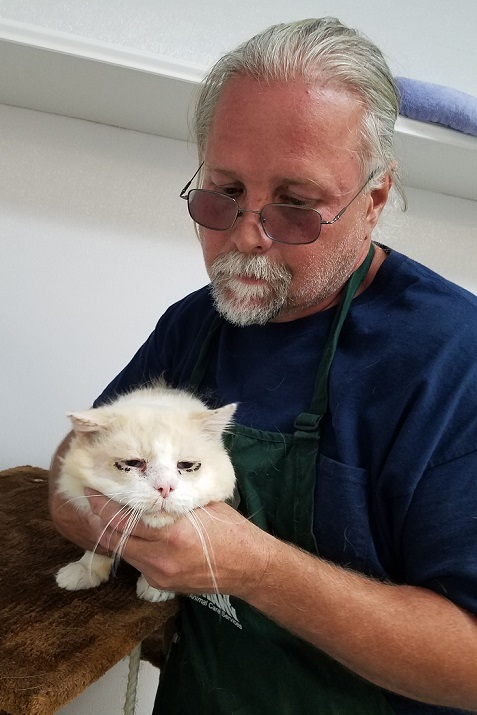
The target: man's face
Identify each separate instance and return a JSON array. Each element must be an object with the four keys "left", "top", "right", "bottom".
[{"left": 199, "top": 74, "right": 383, "bottom": 325}]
